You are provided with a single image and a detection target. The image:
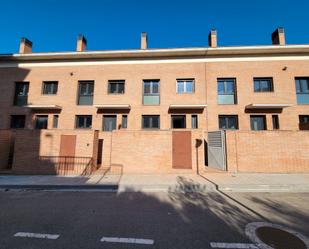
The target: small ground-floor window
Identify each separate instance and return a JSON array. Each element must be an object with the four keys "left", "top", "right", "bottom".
[
  {"left": 122, "top": 115, "right": 128, "bottom": 129},
  {"left": 272, "top": 115, "right": 279, "bottom": 129},
  {"left": 299, "top": 115, "right": 309, "bottom": 130},
  {"left": 191, "top": 115, "right": 198, "bottom": 129},
  {"left": 142, "top": 115, "right": 160, "bottom": 129},
  {"left": 171, "top": 115, "right": 186, "bottom": 129},
  {"left": 219, "top": 115, "right": 238, "bottom": 130},
  {"left": 103, "top": 115, "right": 117, "bottom": 131},
  {"left": 250, "top": 115, "right": 266, "bottom": 130},
  {"left": 76, "top": 115, "right": 92, "bottom": 129},
  {"left": 53, "top": 115, "right": 59, "bottom": 128},
  {"left": 35, "top": 115, "right": 48, "bottom": 129},
  {"left": 10, "top": 115, "right": 26, "bottom": 129}
]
